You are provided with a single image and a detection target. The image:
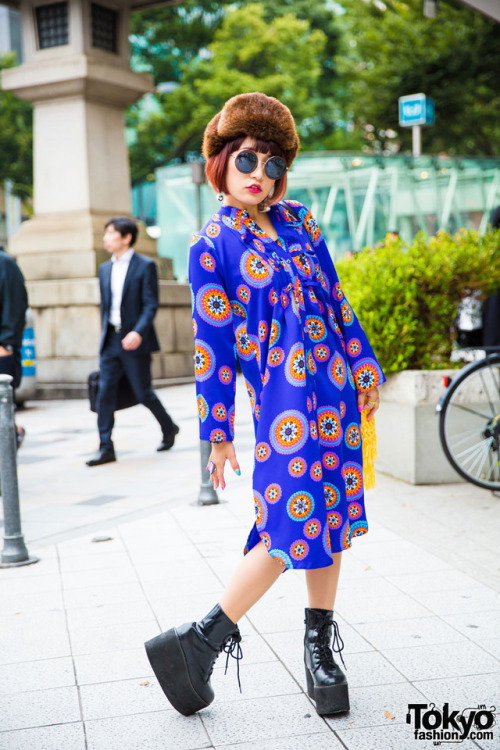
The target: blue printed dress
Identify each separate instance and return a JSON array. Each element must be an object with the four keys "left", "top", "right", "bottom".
[{"left": 189, "top": 200, "right": 386, "bottom": 571}]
